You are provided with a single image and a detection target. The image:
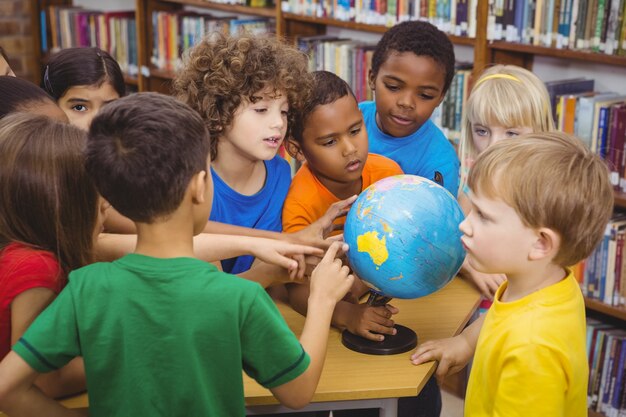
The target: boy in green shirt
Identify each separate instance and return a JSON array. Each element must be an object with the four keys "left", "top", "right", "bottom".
[{"left": 0, "top": 92, "right": 354, "bottom": 416}]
